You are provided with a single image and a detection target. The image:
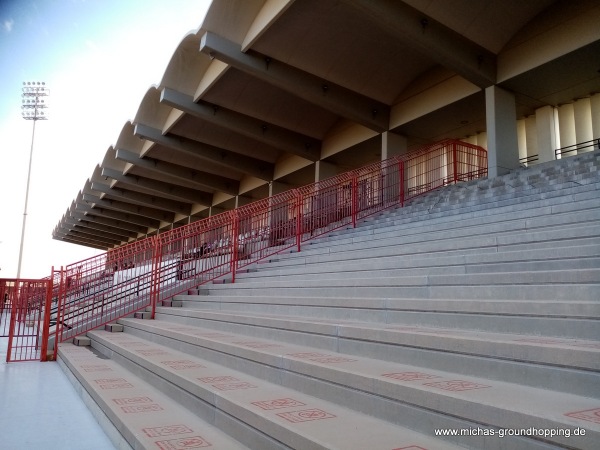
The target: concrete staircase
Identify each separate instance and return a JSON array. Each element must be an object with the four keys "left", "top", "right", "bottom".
[{"left": 58, "top": 150, "right": 600, "bottom": 449}]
